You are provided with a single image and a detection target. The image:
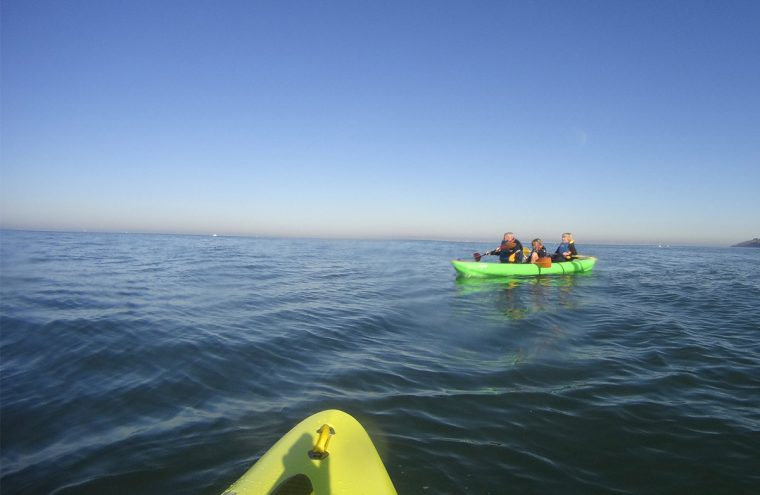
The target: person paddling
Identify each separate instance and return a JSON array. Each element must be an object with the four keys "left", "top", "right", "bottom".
[
  {"left": 488, "top": 232, "right": 524, "bottom": 263},
  {"left": 526, "top": 238, "right": 547, "bottom": 263},
  {"left": 552, "top": 232, "right": 578, "bottom": 262}
]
